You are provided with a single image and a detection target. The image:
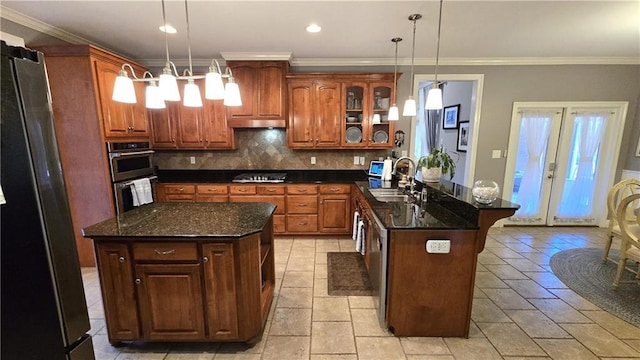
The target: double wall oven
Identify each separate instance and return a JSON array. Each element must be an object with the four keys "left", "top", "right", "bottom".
[{"left": 107, "top": 142, "right": 156, "bottom": 215}]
